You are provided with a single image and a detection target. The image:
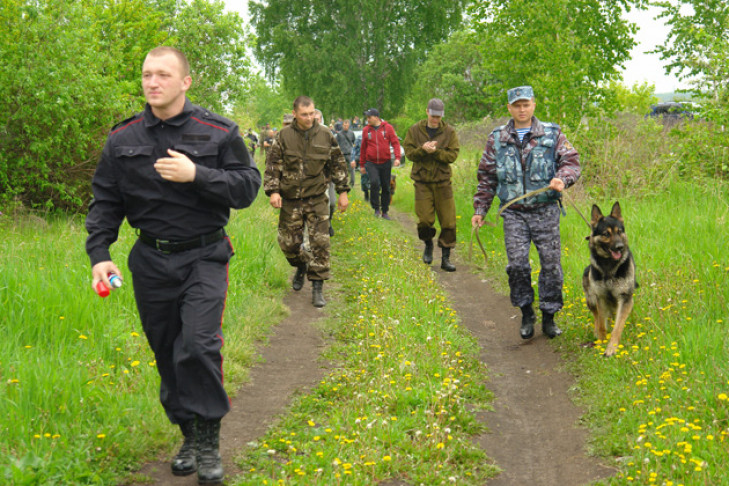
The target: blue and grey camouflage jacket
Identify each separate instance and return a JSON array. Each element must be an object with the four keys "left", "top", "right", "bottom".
[{"left": 473, "top": 117, "right": 580, "bottom": 216}]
